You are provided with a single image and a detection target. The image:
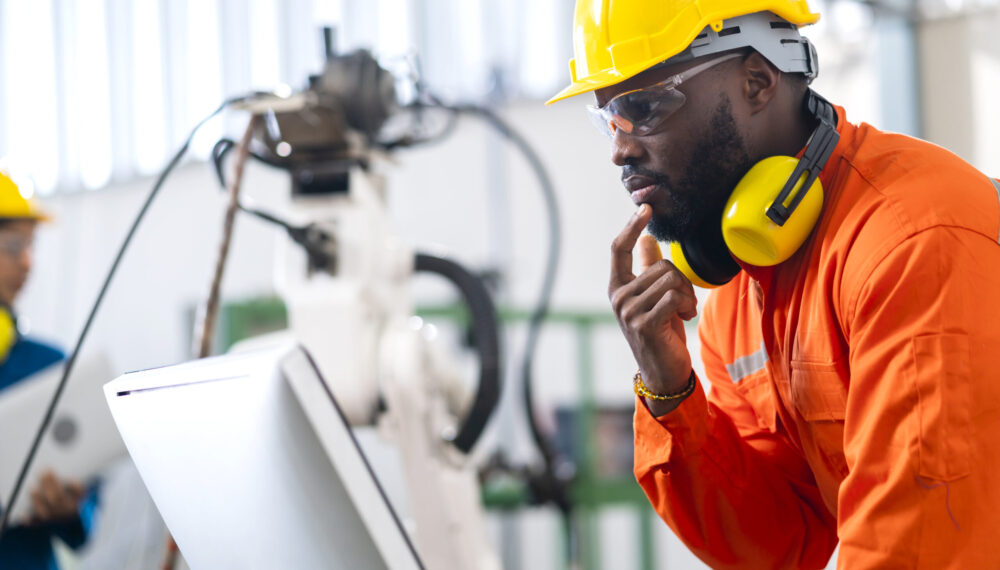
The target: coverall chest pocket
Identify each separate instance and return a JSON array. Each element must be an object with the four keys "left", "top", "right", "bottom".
[
  {"left": 734, "top": 368, "right": 777, "bottom": 433},
  {"left": 789, "top": 358, "right": 850, "bottom": 480}
]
